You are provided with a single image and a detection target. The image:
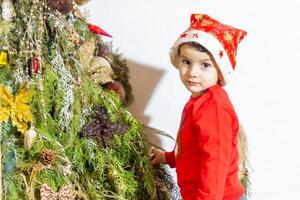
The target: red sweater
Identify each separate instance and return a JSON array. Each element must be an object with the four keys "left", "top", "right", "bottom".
[{"left": 165, "top": 85, "right": 245, "bottom": 200}]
